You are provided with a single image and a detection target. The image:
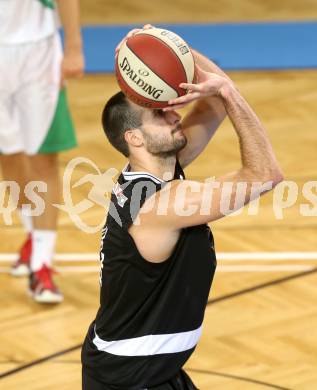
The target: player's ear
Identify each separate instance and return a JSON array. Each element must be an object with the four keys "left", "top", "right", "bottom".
[{"left": 124, "top": 128, "right": 143, "bottom": 148}]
